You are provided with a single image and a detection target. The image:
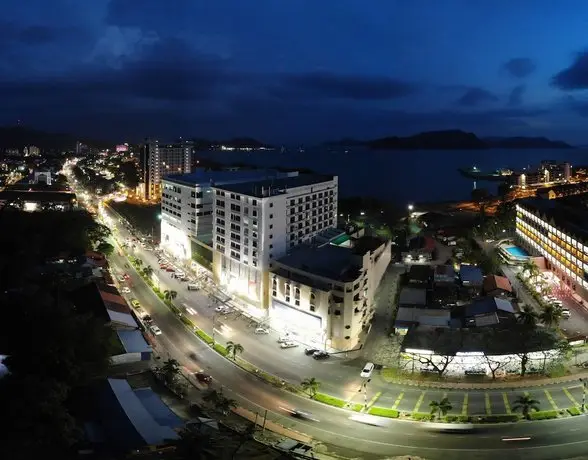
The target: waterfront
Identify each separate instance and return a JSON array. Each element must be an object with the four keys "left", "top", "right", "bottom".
[{"left": 196, "top": 147, "right": 587, "bottom": 204}]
